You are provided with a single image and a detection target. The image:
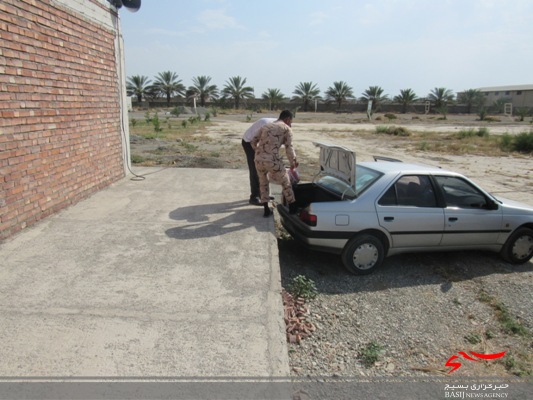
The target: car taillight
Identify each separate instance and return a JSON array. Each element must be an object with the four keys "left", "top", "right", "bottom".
[{"left": 299, "top": 209, "right": 317, "bottom": 227}]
